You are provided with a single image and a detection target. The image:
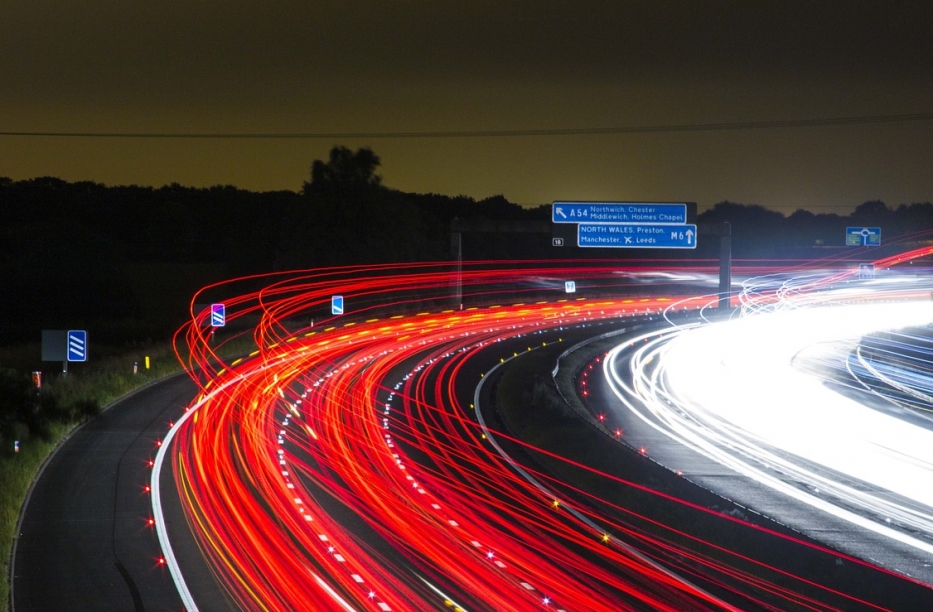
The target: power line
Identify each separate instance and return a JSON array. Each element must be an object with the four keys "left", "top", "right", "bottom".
[{"left": 2, "top": 112, "right": 933, "bottom": 140}]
